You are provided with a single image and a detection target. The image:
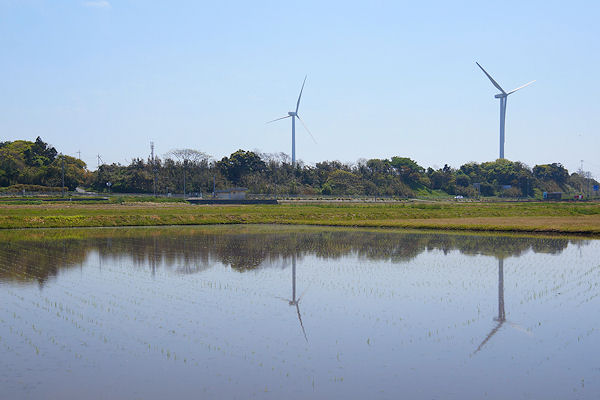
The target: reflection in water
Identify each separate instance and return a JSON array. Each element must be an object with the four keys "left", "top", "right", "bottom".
[
  {"left": 474, "top": 259, "right": 506, "bottom": 353},
  {"left": 474, "top": 258, "right": 532, "bottom": 354},
  {"left": 1, "top": 226, "right": 599, "bottom": 400},
  {"left": 290, "top": 254, "right": 309, "bottom": 342},
  {"left": 278, "top": 254, "right": 308, "bottom": 342},
  {"left": 0, "top": 226, "right": 587, "bottom": 286}
]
